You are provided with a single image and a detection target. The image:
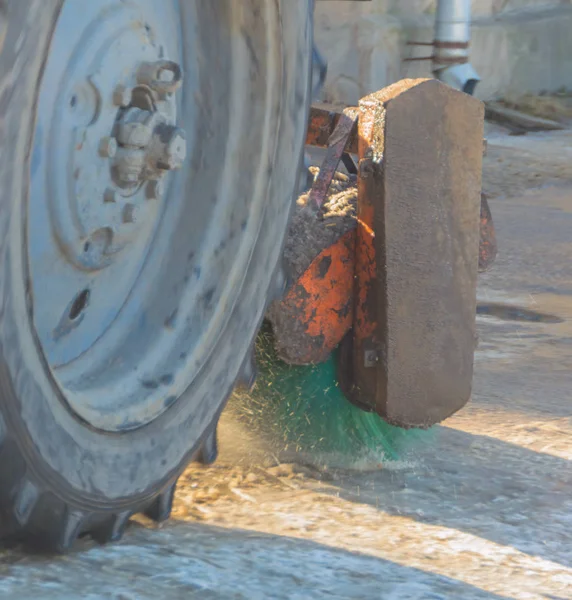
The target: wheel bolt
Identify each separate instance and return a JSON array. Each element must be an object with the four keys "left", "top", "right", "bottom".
[
  {"left": 117, "top": 121, "right": 153, "bottom": 149},
  {"left": 156, "top": 126, "right": 187, "bottom": 171},
  {"left": 113, "top": 84, "right": 132, "bottom": 107},
  {"left": 122, "top": 203, "right": 136, "bottom": 224},
  {"left": 103, "top": 188, "right": 117, "bottom": 203},
  {"left": 113, "top": 148, "right": 146, "bottom": 187},
  {"left": 146, "top": 180, "right": 164, "bottom": 201},
  {"left": 99, "top": 136, "right": 118, "bottom": 158}
]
